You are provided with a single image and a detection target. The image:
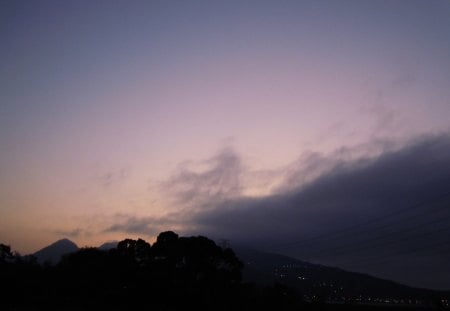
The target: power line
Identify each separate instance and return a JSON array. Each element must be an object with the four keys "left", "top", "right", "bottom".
[
  {"left": 334, "top": 236, "right": 450, "bottom": 268},
  {"left": 303, "top": 221, "right": 450, "bottom": 260},
  {"left": 268, "top": 191, "right": 450, "bottom": 251},
  {"left": 297, "top": 212, "right": 450, "bottom": 258}
]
